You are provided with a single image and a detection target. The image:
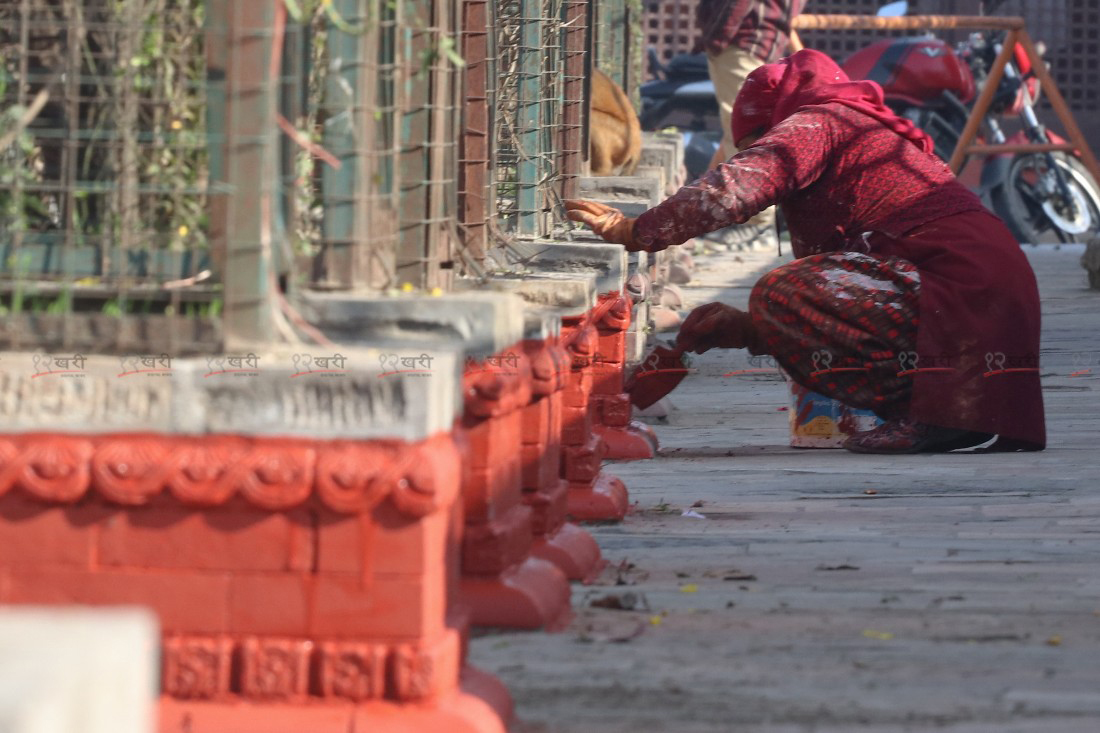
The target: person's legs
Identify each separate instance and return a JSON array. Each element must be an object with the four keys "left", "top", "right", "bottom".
[
  {"left": 749, "top": 252, "right": 919, "bottom": 417},
  {"left": 707, "top": 45, "right": 762, "bottom": 163},
  {"left": 747, "top": 252, "right": 993, "bottom": 453},
  {"left": 705, "top": 46, "right": 776, "bottom": 244}
]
